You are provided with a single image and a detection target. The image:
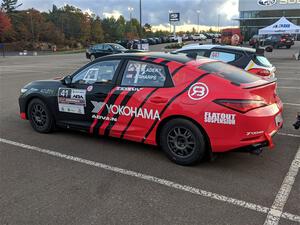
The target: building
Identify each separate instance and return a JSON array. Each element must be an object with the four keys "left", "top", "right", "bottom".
[{"left": 237, "top": 0, "right": 300, "bottom": 40}]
